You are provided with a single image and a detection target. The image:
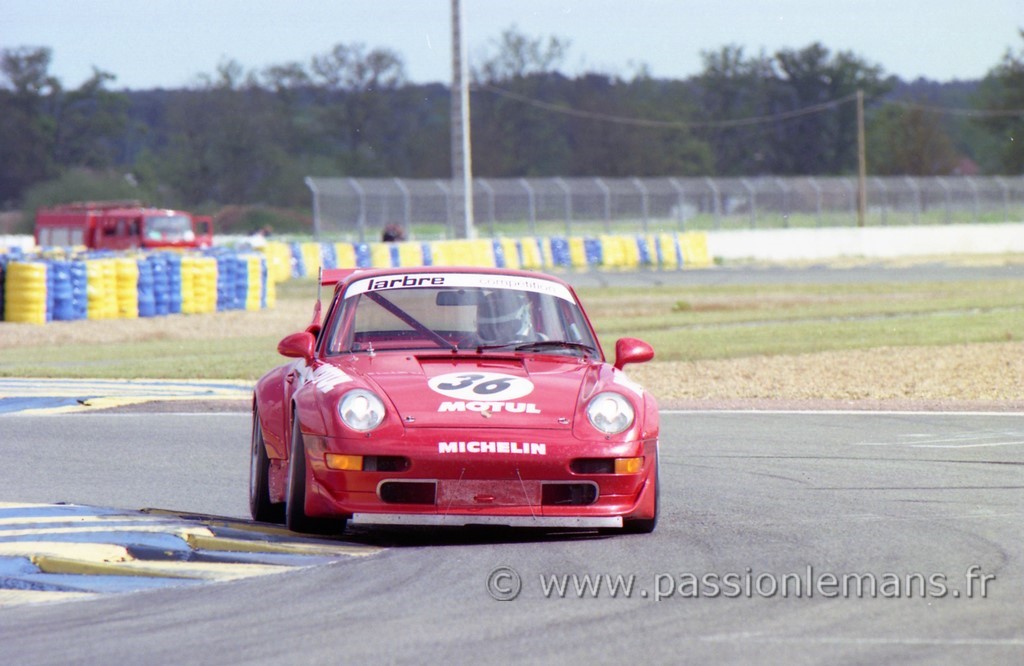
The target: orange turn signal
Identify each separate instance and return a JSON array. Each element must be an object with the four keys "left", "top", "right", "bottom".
[
  {"left": 614, "top": 457, "right": 643, "bottom": 474},
  {"left": 325, "top": 454, "right": 364, "bottom": 471}
]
